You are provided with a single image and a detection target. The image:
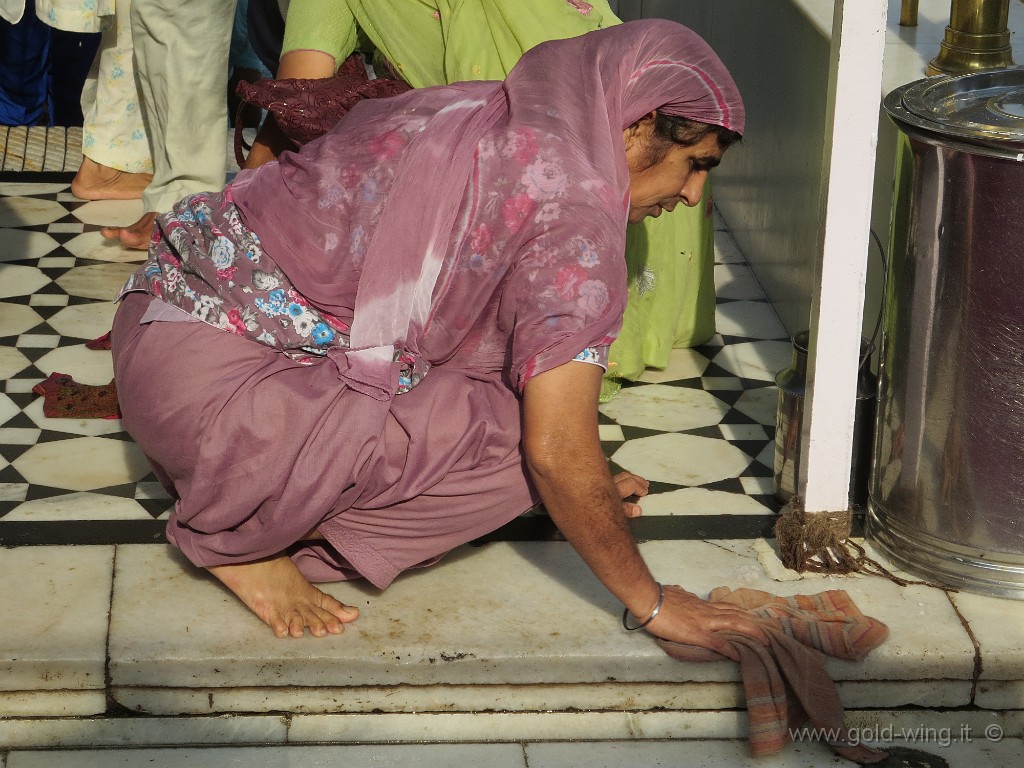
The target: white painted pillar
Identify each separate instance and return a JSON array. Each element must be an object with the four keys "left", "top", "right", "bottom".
[{"left": 799, "top": 0, "right": 888, "bottom": 513}]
